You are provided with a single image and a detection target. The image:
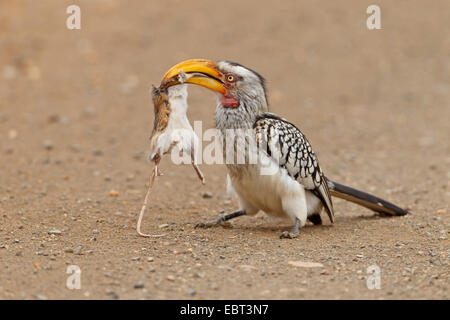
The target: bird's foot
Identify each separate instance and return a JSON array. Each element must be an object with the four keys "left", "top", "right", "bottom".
[
  {"left": 194, "top": 220, "right": 220, "bottom": 229},
  {"left": 194, "top": 216, "right": 225, "bottom": 229},
  {"left": 279, "top": 231, "right": 299, "bottom": 239},
  {"left": 280, "top": 218, "right": 301, "bottom": 239},
  {"left": 194, "top": 210, "right": 246, "bottom": 229}
]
